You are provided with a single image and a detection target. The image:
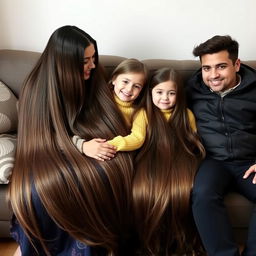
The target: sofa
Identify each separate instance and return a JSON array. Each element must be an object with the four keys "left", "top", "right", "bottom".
[{"left": 0, "top": 49, "right": 255, "bottom": 246}]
